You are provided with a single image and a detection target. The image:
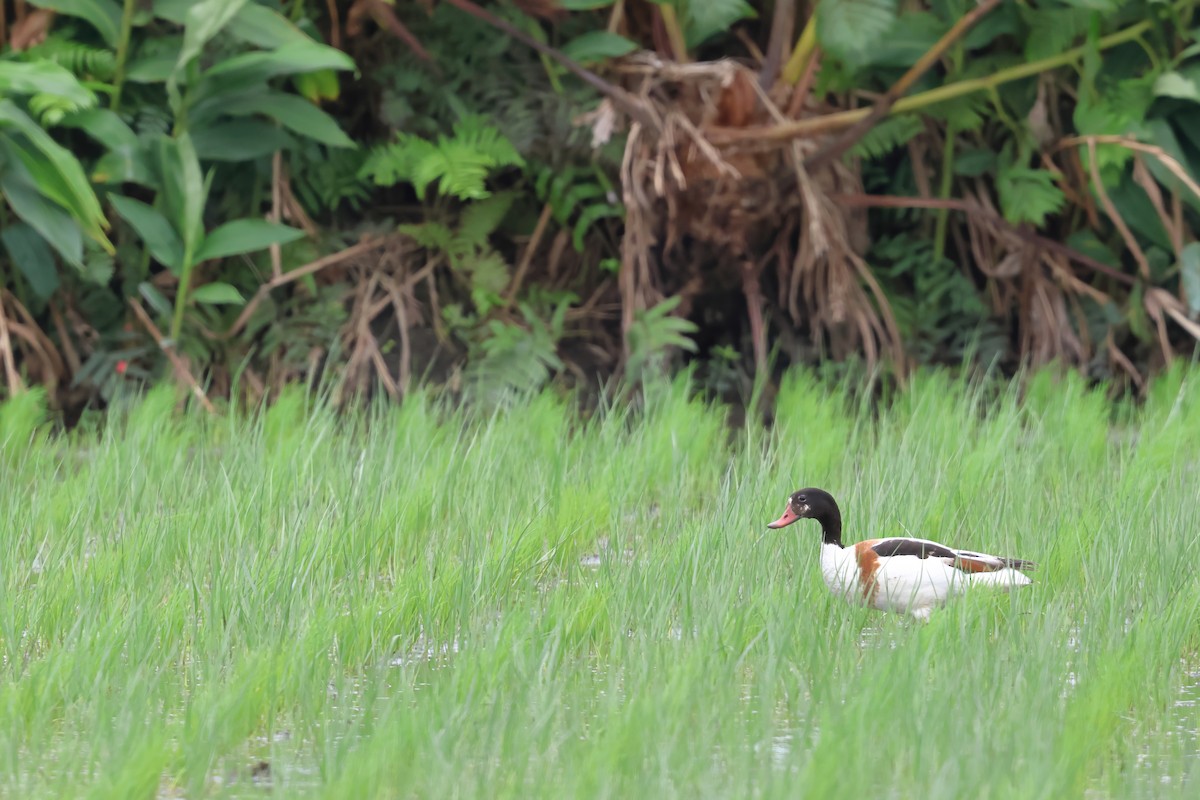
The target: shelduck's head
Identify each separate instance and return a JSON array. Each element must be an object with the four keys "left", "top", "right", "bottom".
[{"left": 766, "top": 487, "right": 839, "bottom": 530}]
